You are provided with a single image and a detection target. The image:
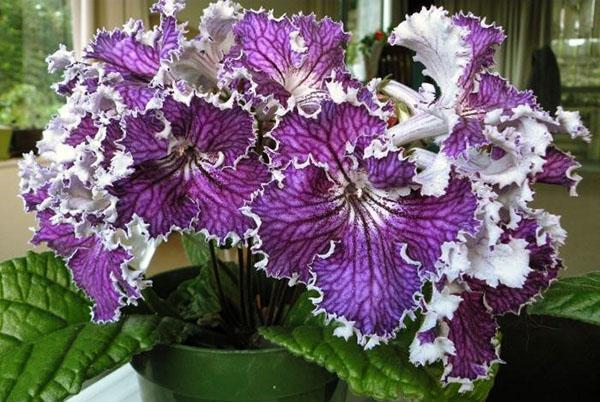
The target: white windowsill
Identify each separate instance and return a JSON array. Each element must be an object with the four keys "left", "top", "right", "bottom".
[{"left": 67, "top": 364, "right": 141, "bottom": 402}]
